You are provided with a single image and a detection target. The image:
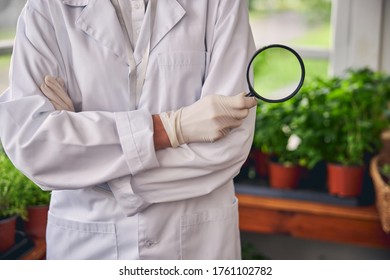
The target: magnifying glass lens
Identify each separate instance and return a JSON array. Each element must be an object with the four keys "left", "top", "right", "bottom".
[{"left": 248, "top": 45, "right": 304, "bottom": 102}]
